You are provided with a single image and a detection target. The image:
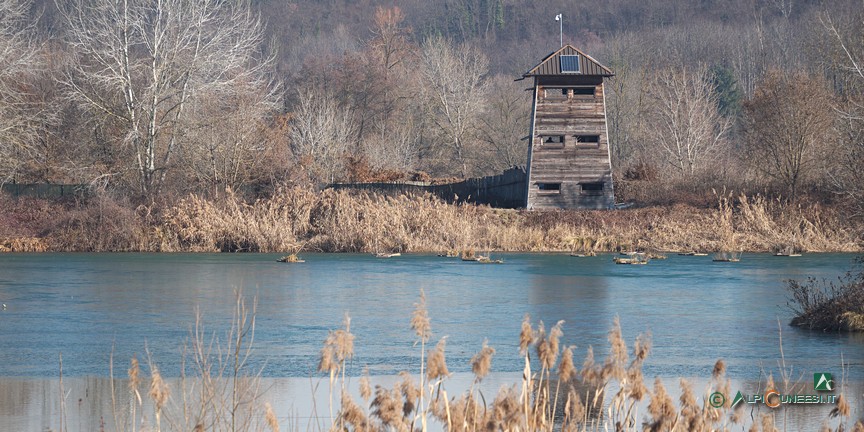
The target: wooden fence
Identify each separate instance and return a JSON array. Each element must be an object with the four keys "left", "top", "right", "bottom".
[
  {"left": 1, "top": 184, "right": 90, "bottom": 199},
  {"left": 329, "top": 167, "right": 527, "bottom": 209}
]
